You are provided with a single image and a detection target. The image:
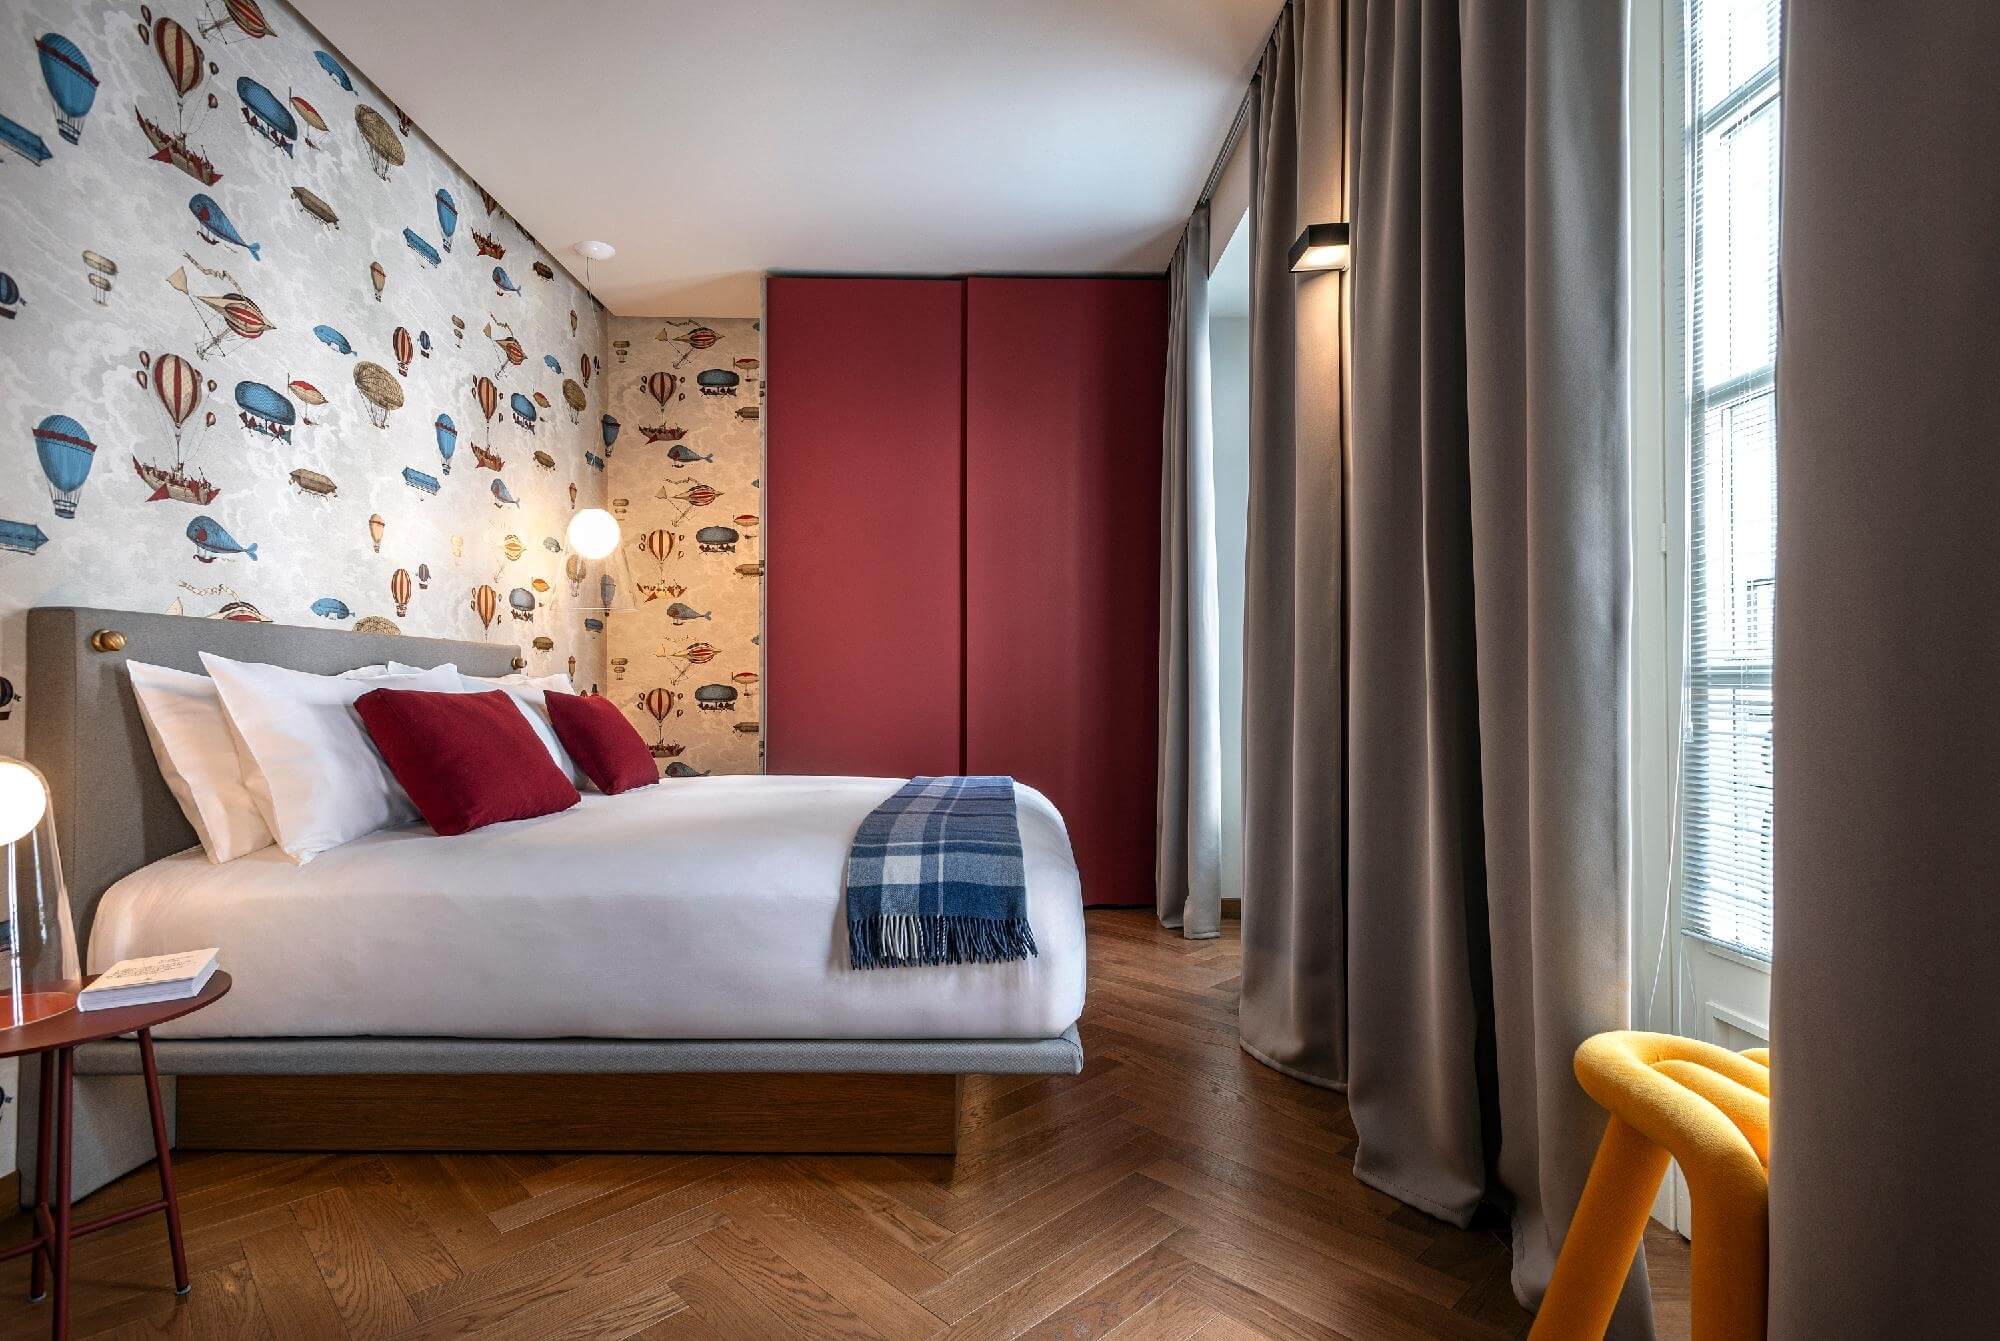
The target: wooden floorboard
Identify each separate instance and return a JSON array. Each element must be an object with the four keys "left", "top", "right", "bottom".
[{"left": 0, "top": 910, "right": 1693, "bottom": 1339}]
